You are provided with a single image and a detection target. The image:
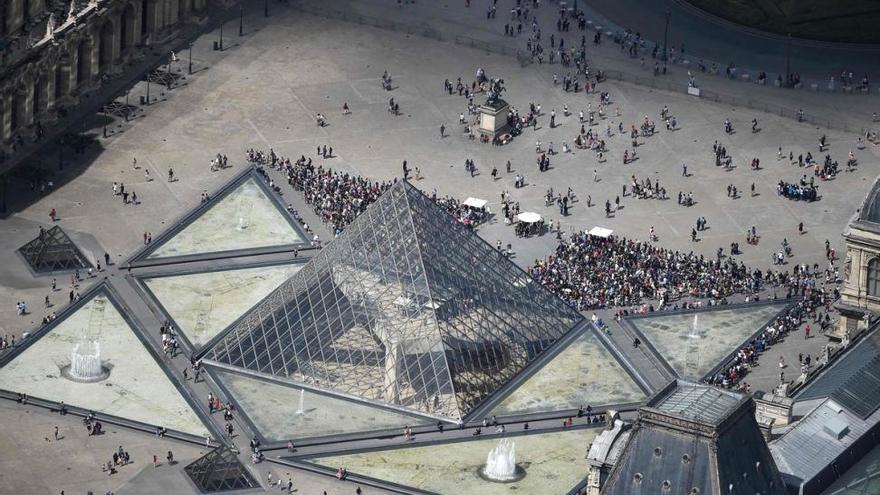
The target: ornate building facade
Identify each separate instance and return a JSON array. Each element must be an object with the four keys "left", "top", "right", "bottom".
[
  {"left": 836, "top": 177, "right": 880, "bottom": 341},
  {"left": 0, "top": 0, "right": 213, "bottom": 161}
]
